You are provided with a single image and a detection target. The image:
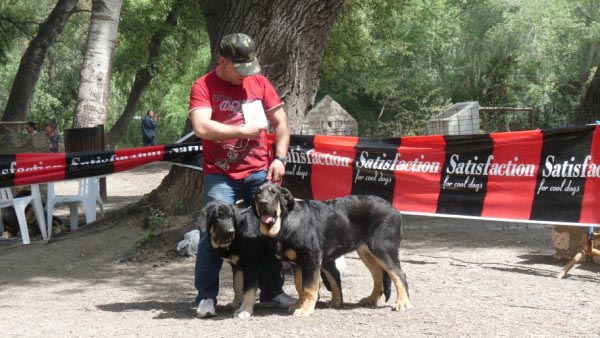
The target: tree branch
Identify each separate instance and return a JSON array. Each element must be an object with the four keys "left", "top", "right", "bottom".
[{"left": 0, "top": 15, "right": 39, "bottom": 38}]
